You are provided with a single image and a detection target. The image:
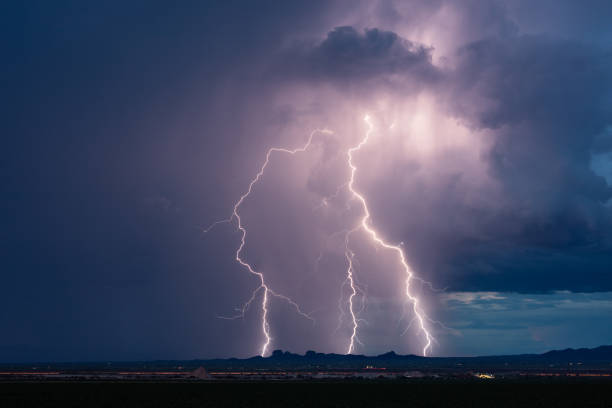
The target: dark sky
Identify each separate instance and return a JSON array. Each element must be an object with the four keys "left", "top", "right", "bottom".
[{"left": 2, "top": 0, "right": 612, "bottom": 362}]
